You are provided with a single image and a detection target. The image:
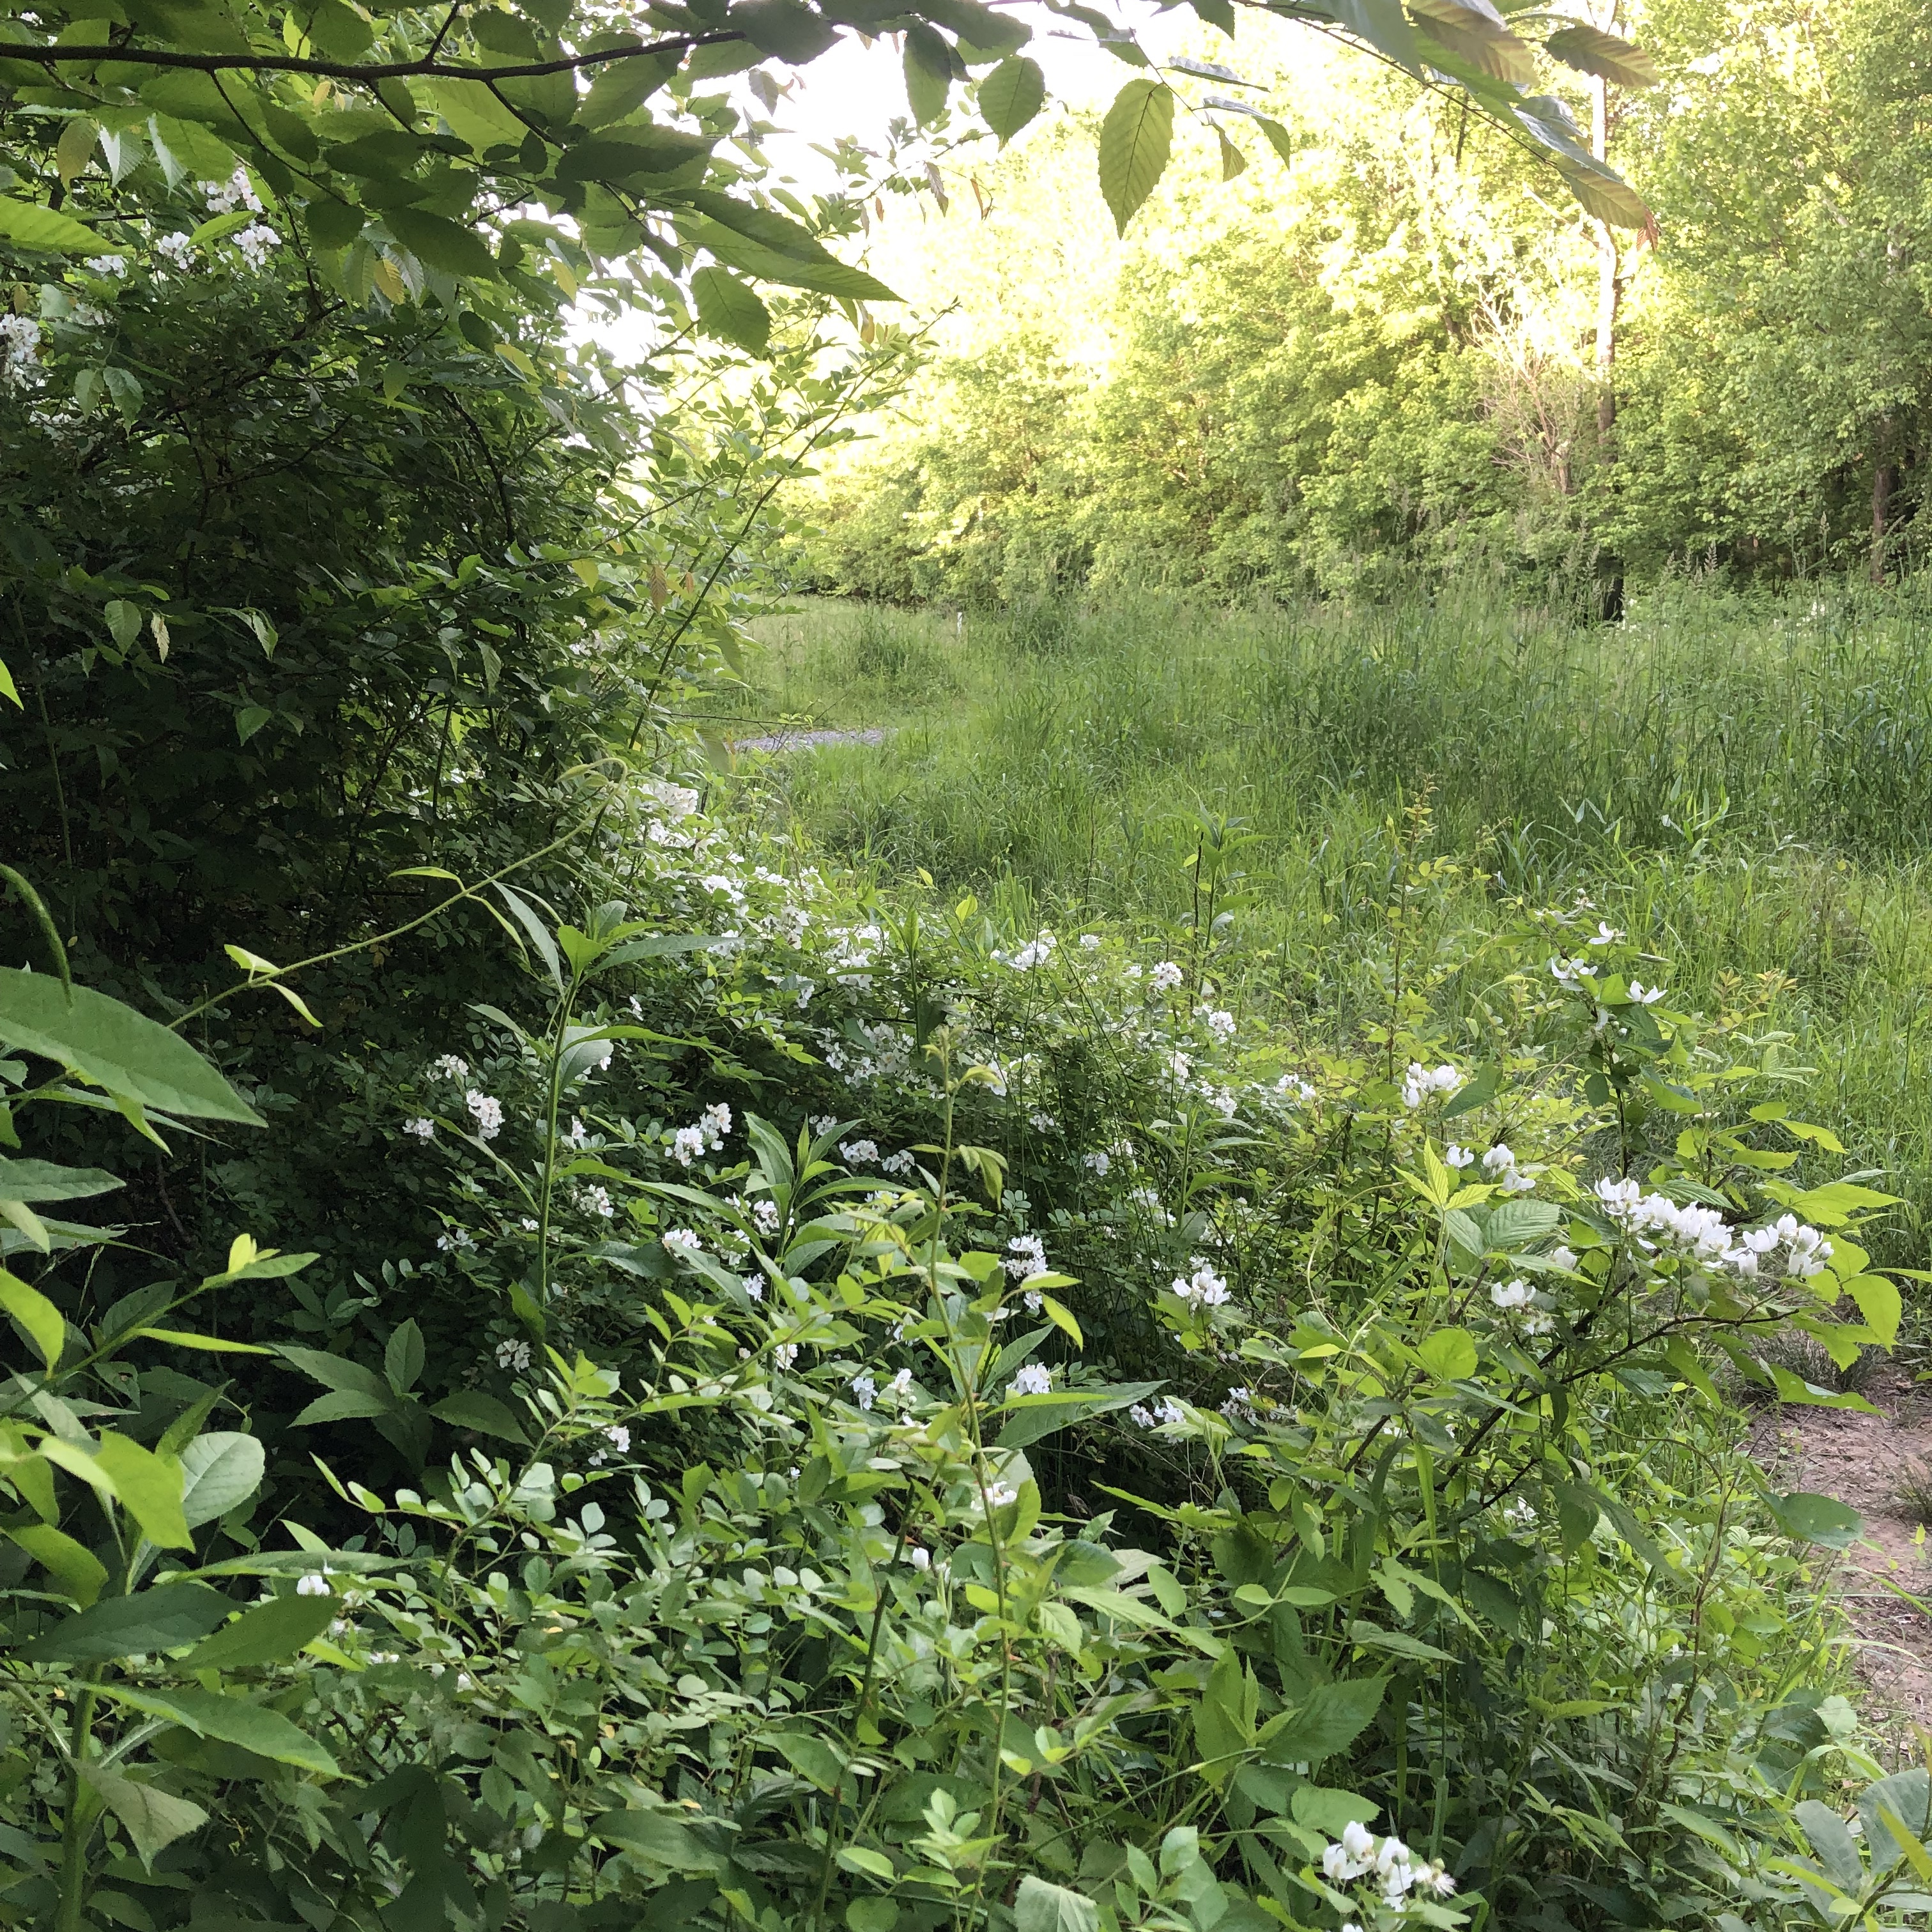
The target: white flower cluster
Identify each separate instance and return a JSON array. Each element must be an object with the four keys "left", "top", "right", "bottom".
[
  {"left": 1321, "top": 1822, "right": 1456, "bottom": 1908},
  {"left": 1489, "top": 1277, "right": 1551, "bottom": 1336},
  {"left": 496, "top": 1338, "right": 532, "bottom": 1372},
  {"left": 840, "top": 1138, "right": 879, "bottom": 1166},
  {"left": 1083, "top": 1149, "right": 1111, "bottom": 1176},
  {"left": 1003, "top": 1232, "right": 1046, "bottom": 1281},
  {"left": 1220, "top": 1385, "right": 1257, "bottom": 1423},
  {"left": 402, "top": 1117, "right": 434, "bottom": 1140},
  {"left": 465, "top": 1091, "right": 504, "bottom": 1139},
  {"left": 1203, "top": 1009, "right": 1236, "bottom": 1043},
  {"left": 0, "top": 313, "right": 42, "bottom": 388},
  {"left": 1000, "top": 931, "right": 1055, "bottom": 970},
  {"left": 880, "top": 1149, "right": 916, "bottom": 1177},
  {"left": 670, "top": 1101, "right": 731, "bottom": 1167},
  {"left": 661, "top": 1226, "right": 703, "bottom": 1255},
  {"left": 432, "top": 1054, "right": 470, "bottom": 1080},
  {"left": 84, "top": 254, "right": 127, "bottom": 277},
  {"left": 1402, "top": 1062, "right": 1461, "bottom": 1108},
  {"left": 850, "top": 1372, "right": 876, "bottom": 1411},
  {"left": 1130, "top": 1396, "right": 1186, "bottom": 1429},
  {"left": 1482, "top": 1144, "right": 1540, "bottom": 1194},
  {"left": 1549, "top": 955, "right": 1598, "bottom": 993},
  {"left": 233, "top": 220, "right": 281, "bottom": 269},
  {"left": 1150, "top": 960, "right": 1184, "bottom": 992},
  {"left": 1011, "top": 1362, "right": 1052, "bottom": 1396},
  {"left": 1276, "top": 1073, "right": 1318, "bottom": 1102},
  {"left": 1171, "top": 1257, "right": 1230, "bottom": 1308},
  {"left": 588, "top": 1423, "right": 631, "bottom": 1467},
  {"left": 155, "top": 231, "right": 196, "bottom": 271},
  {"left": 201, "top": 166, "right": 262, "bottom": 213},
  {"left": 572, "top": 1184, "right": 614, "bottom": 1219},
  {"left": 1595, "top": 1180, "right": 1832, "bottom": 1279}
]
